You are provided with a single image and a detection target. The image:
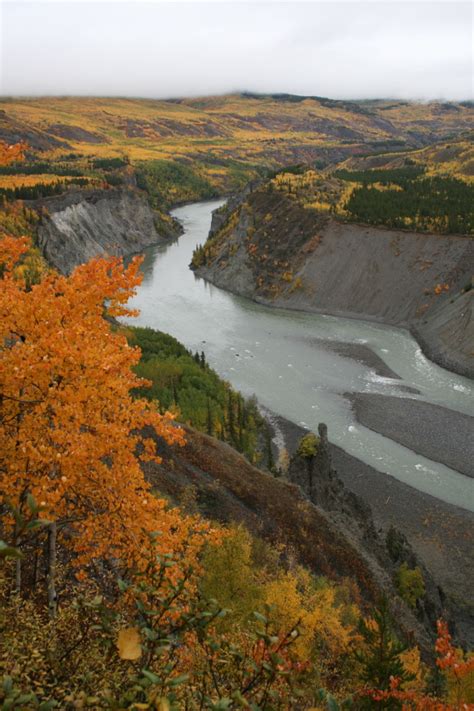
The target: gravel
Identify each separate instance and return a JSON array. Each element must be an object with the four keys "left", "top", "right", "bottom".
[{"left": 349, "top": 393, "right": 474, "bottom": 478}]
